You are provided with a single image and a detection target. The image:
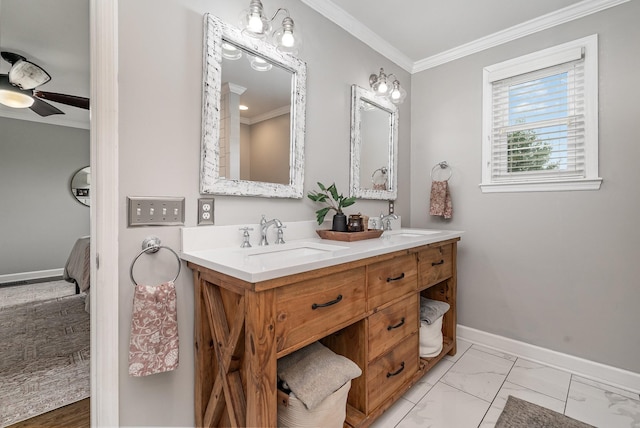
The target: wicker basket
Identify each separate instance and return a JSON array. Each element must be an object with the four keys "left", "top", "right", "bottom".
[{"left": 277, "top": 380, "right": 351, "bottom": 428}]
